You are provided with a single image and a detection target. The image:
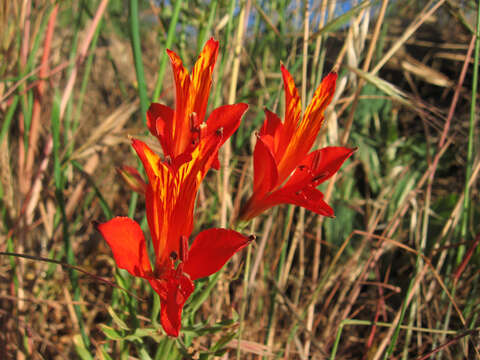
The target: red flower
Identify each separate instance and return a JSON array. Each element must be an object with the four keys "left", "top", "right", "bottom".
[
  {"left": 146, "top": 37, "right": 247, "bottom": 170},
  {"left": 97, "top": 218, "right": 250, "bottom": 337},
  {"left": 97, "top": 136, "right": 251, "bottom": 337},
  {"left": 96, "top": 39, "right": 250, "bottom": 337},
  {"left": 123, "top": 38, "right": 247, "bottom": 192},
  {"left": 238, "top": 66, "right": 355, "bottom": 221}
]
